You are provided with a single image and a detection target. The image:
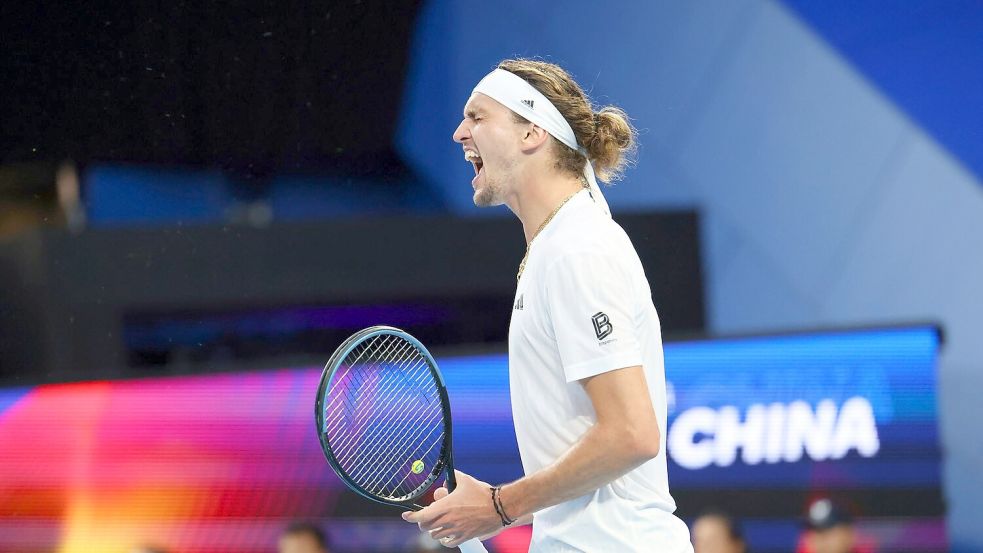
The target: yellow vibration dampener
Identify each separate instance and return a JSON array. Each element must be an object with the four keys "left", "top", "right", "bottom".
[{"left": 411, "top": 460, "right": 425, "bottom": 474}]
